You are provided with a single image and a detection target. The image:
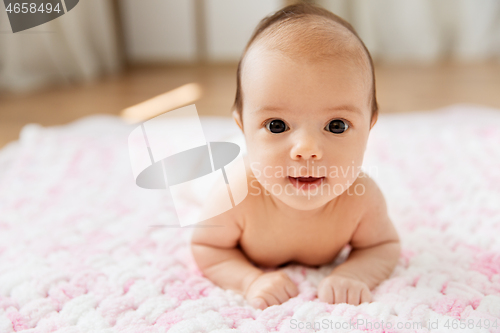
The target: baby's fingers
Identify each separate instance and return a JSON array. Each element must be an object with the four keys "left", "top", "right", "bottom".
[
  {"left": 249, "top": 297, "right": 267, "bottom": 310},
  {"left": 260, "top": 291, "right": 282, "bottom": 307},
  {"left": 333, "top": 285, "right": 347, "bottom": 304},
  {"left": 318, "top": 282, "right": 334, "bottom": 304},
  {"left": 272, "top": 285, "right": 295, "bottom": 304},
  {"left": 285, "top": 279, "right": 299, "bottom": 298},
  {"left": 360, "top": 288, "right": 372, "bottom": 304},
  {"left": 347, "top": 287, "right": 361, "bottom": 305}
]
